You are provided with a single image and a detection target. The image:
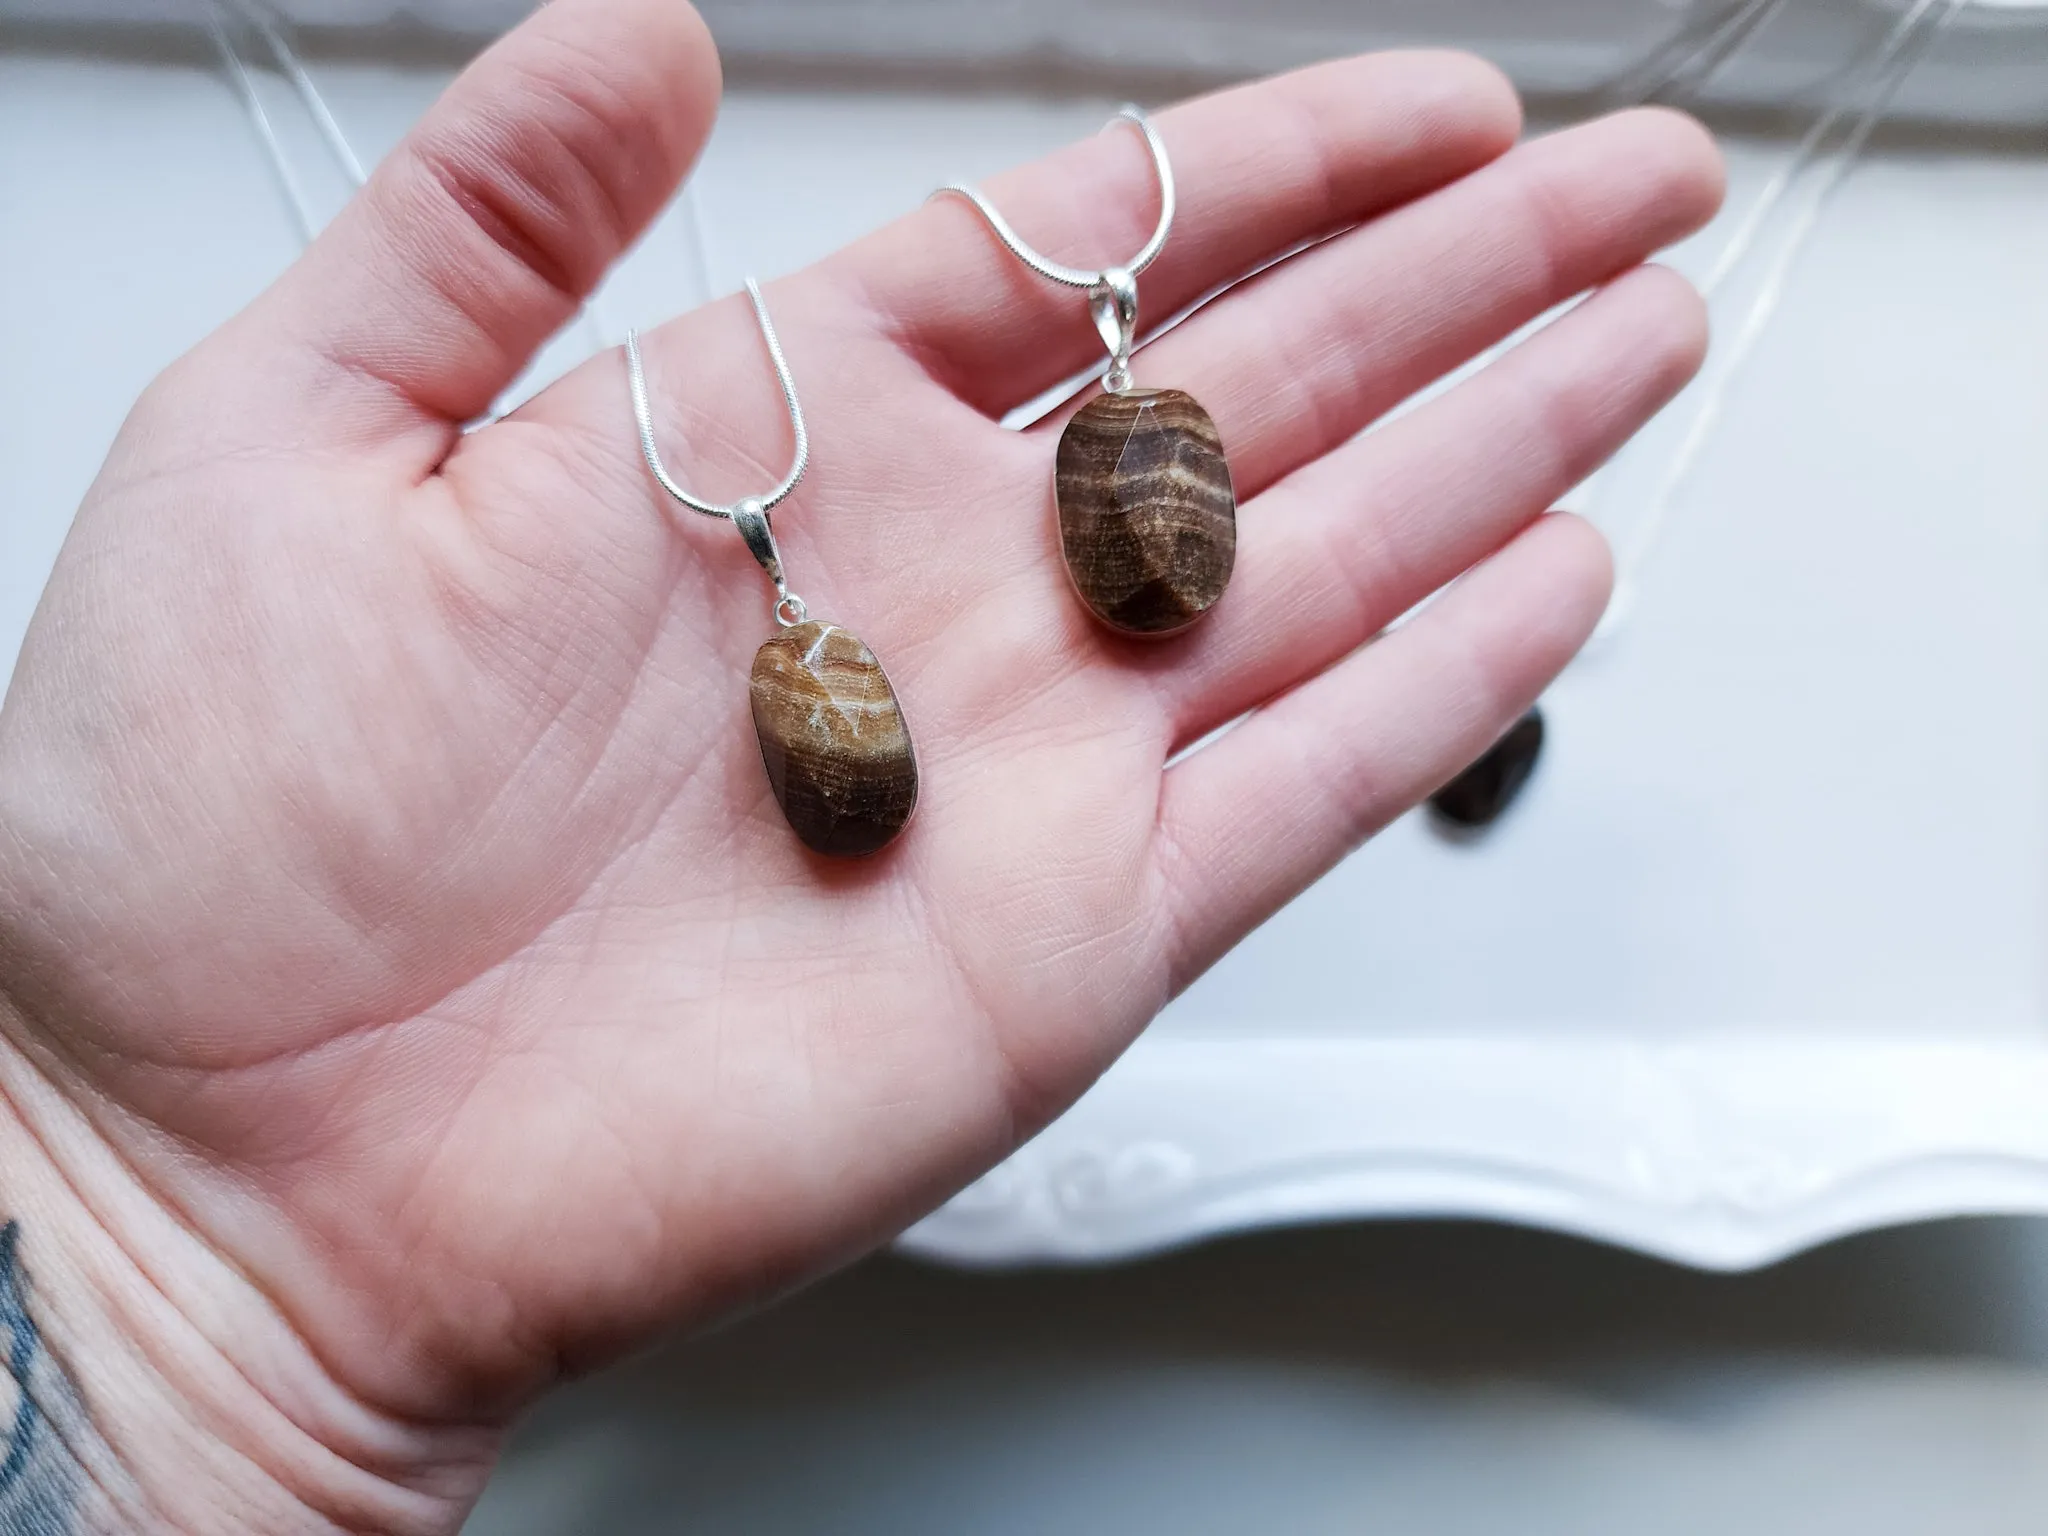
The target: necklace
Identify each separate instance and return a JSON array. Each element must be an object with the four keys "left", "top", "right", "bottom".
[
  {"left": 627, "top": 282, "right": 920, "bottom": 857},
  {"left": 937, "top": 109, "right": 1238, "bottom": 637},
  {"left": 1429, "top": 0, "right": 1967, "bottom": 830}
]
